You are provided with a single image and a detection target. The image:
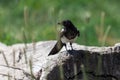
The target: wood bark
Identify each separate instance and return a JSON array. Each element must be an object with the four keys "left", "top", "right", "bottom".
[{"left": 0, "top": 41, "right": 120, "bottom": 80}]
